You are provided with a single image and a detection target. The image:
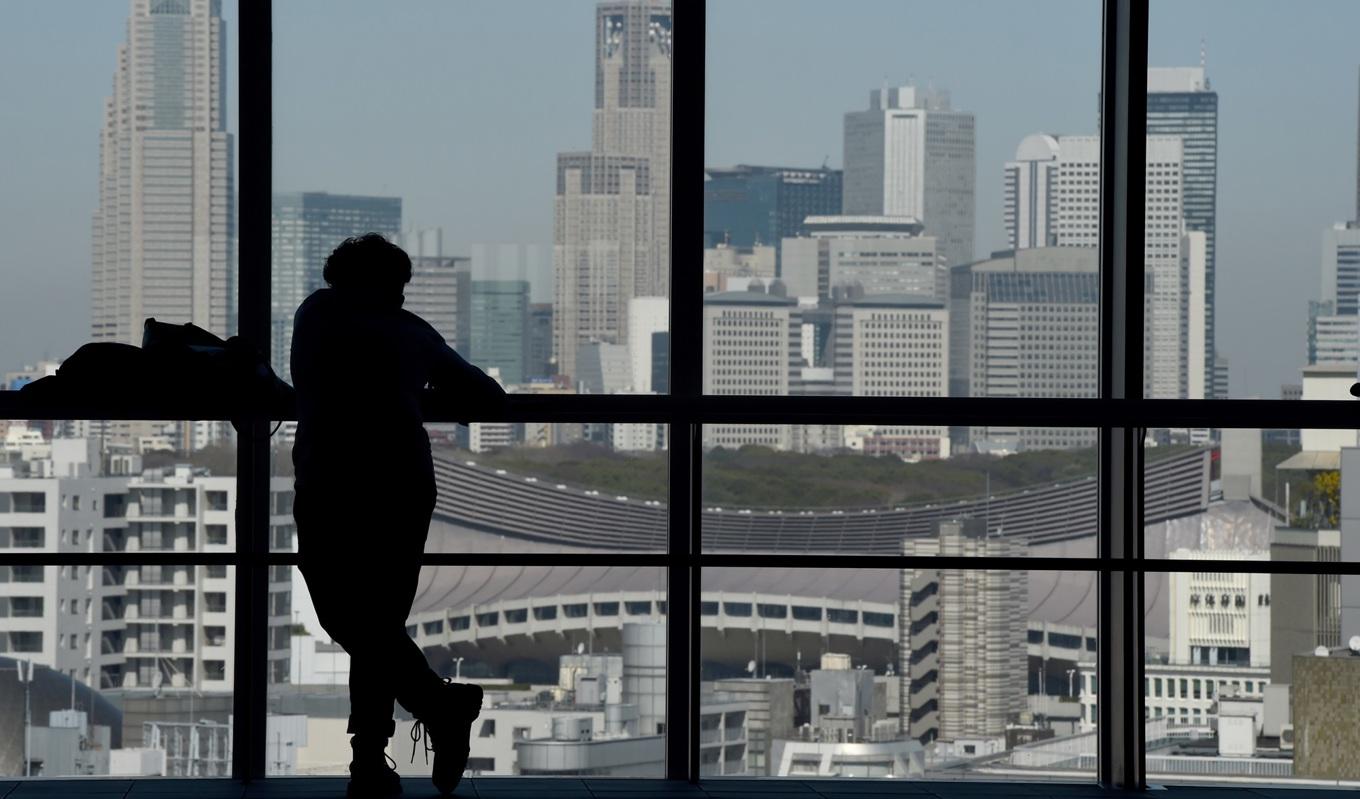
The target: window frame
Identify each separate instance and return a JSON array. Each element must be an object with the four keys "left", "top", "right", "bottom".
[{"left": 0, "top": 0, "right": 1356, "bottom": 789}]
